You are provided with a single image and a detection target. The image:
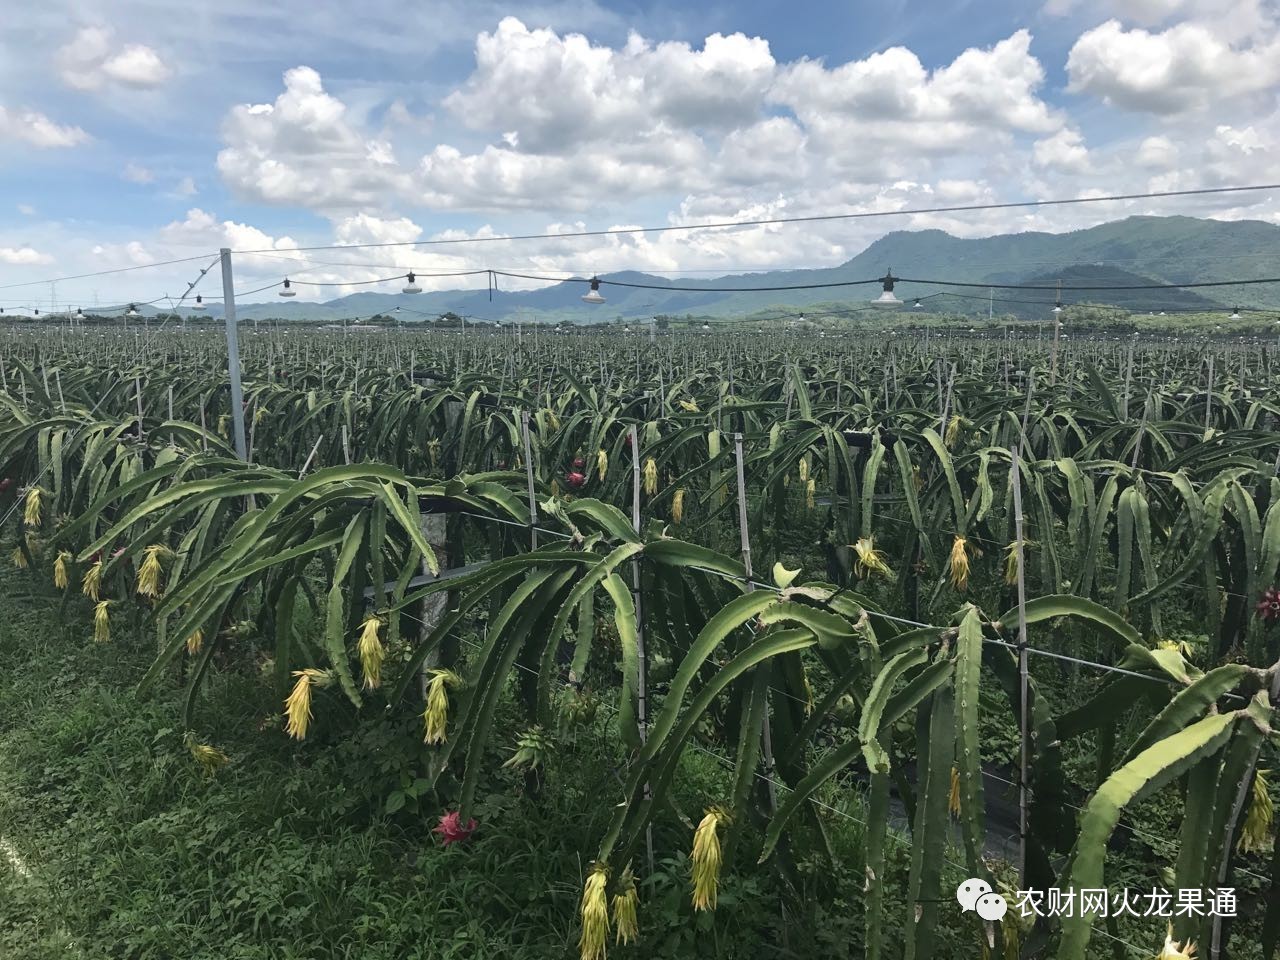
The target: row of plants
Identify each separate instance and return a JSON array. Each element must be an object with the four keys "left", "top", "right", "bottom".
[{"left": 2, "top": 327, "right": 1279, "bottom": 958}]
